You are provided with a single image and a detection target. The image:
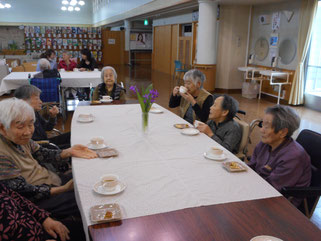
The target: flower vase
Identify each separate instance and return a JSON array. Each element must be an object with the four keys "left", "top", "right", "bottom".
[{"left": 142, "top": 112, "right": 149, "bottom": 134}]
